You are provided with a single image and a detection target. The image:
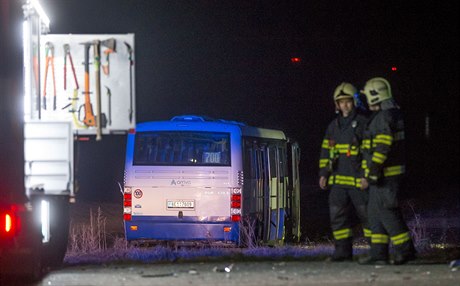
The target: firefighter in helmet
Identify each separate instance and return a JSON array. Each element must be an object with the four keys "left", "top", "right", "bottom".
[
  {"left": 319, "top": 82, "right": 371, "bottom": 261},
  {"left": 358, "top": 77, "right": 416, "bottom": 265}
]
